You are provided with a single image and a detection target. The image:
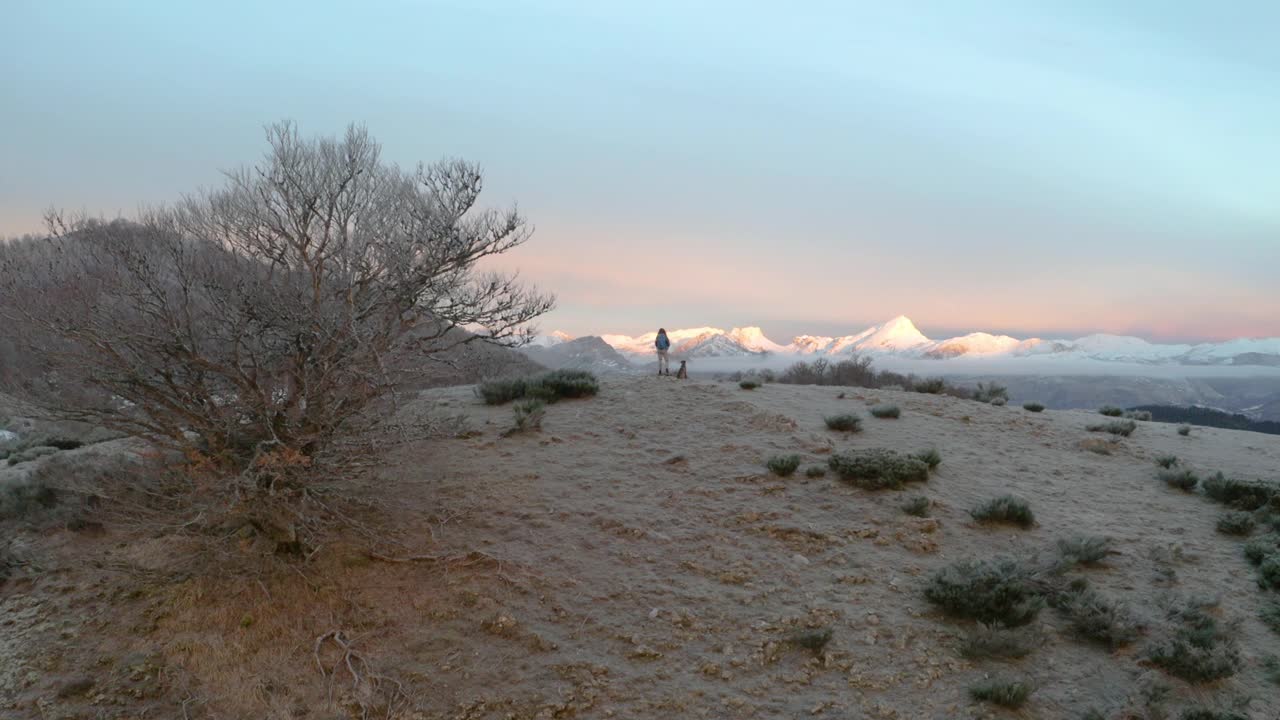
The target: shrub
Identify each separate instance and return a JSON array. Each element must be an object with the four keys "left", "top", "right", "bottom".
[
  {"left": 766, "top": 454, "right": 801, "bottom": 477},
  {"left": 1215, "top": 511, "right": 1254, "bottom": 536},
  {"left": 1243, "top": 534, "right": 1280, "bottom": 566},
  {"left": 1177, "top": 424, "right": 1192, "bottom": 436},
  {"left": 912, "top": 377, "right": 946, "bottom": 394},
  {"left": 924, "top": 557, "right": 1044, "bottom": 626},
  {"left": 1124, "top": 410, "right": 1152, "bottom": 421},
  {"left": 1022, "top": 402, "right": 1045, "bottom": 412},
  {"left": 959, "top": 625, "right": 1038, "bottom": 659},
  {"left": 1180, "top": 710, "right": 1247, "bottom": 720},
  {"left": 0, "top": 476, "right": 59, "bottom": 520},
  {"left": 6, "top": 446, "right": 59, "bottom": 466},
  {"left": 969, "top": 679, "right": 1031, "bottom": 708},
  {"left": 990, "top": 396, "right": 1007, "bottom": 406},
  {"left": 973, "top": 382, "right": 1008, "bottom": 404},
  {"left": 787, "top": 627, "right": 832, "bottom": 653},
  {"left": 827, "top": 449, "right": 929, "bottom": 490},
  {"left": 538, "top": 369, "right": 600, "bottom": 399},
  {"left": 1260, "top": 555, "right": 1280, "bottom": 590},
  {"left": 1055, "top": 588, "right": 1141, "bottom": 648},
  {"left": 1263, "top": 600, "right": 1280, "bottom": 634},
  {"left": 1155, "top": 455, "right": 1179, "bottom": 469},
  {"left": 804, "top": 465, "right": 827, "bottom": 478},
  {"left": 869, "top": 404, "right": 900, "bottom": 419},
  {"left": 739, "top": 380, "right": 760, "bottom": 390},
  {"left": 1266, "top": 655, "right": 1280, "bottom": 686},
  {"left": 1099, "top": 406, "right": 1124, "bottom": 417},
  {"left": 1144, "top": 601, "right": 1241, "bottom": 683},
  {"left": 971, "top": 496, "right": 1035, "bottom": 528},
  {"left": 1087, "top": 420, "right": 1137, "bottom": 437},
  {"left": 823, "top": 414, "right": 862, "bottom": 432},
  {"left": 479, "top": 370, "right": 599, "bottom": 406},
  {"left": 1056, "top": 535, "right": 1111, "bottom": 567},
  {"left": 1159, "top": 468, "right": 1199, "bottom": 492},
  {"left": 509, "top": 399, "right": 546, "bottom": 434},
  {"left": 477, "top": 377, "right": 529, "bottom": 405},
  {"left": 915, "top": 448, "right": 942, "bottom": 470},
  {"left": 901, "top": 495, "right": 930, "bottom": 517},
  {"left": 1201, "top": 473, "right": 1276, "bottom": 510}
]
